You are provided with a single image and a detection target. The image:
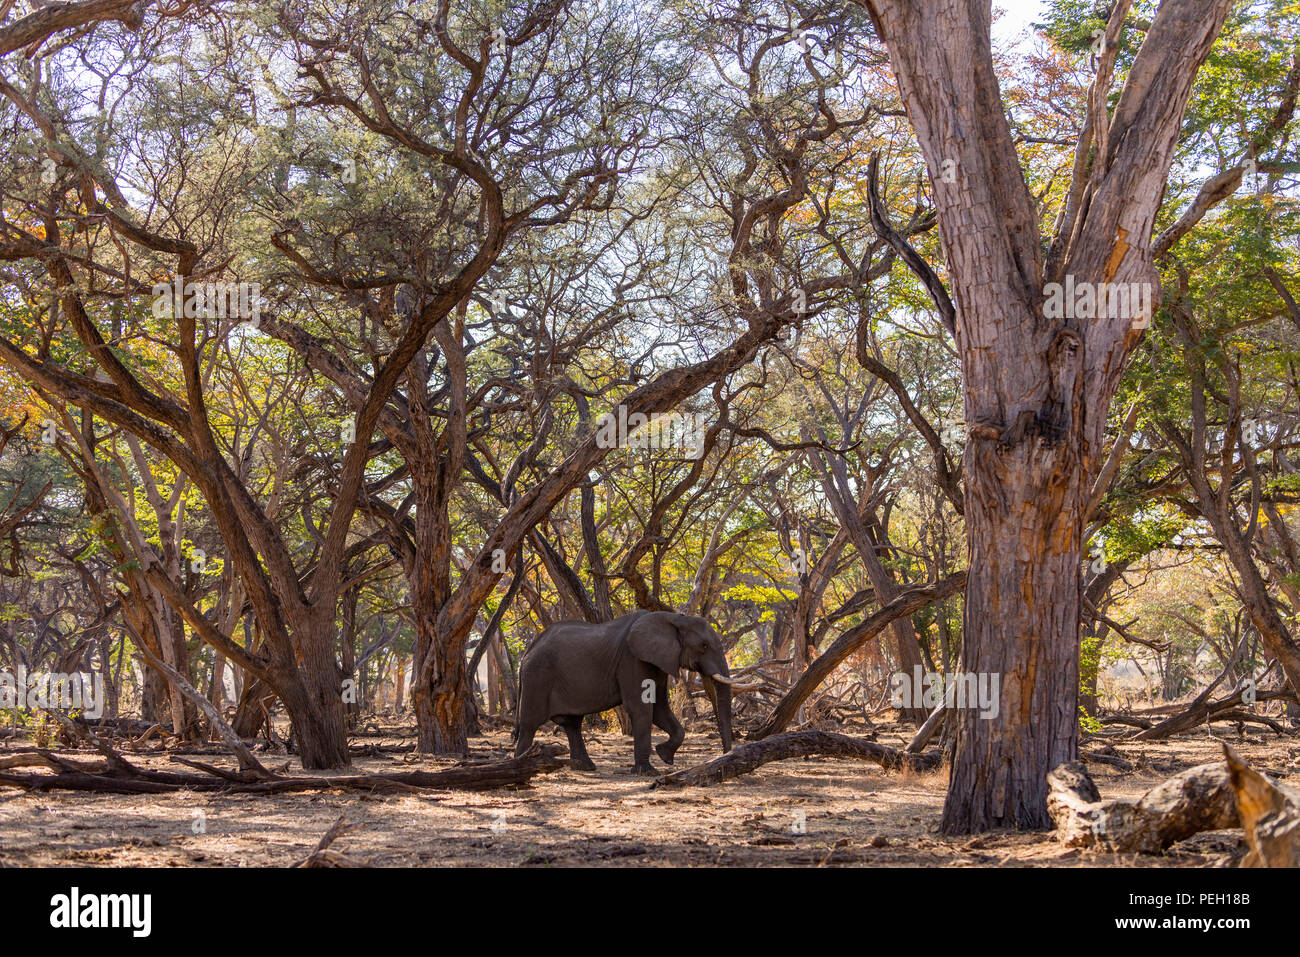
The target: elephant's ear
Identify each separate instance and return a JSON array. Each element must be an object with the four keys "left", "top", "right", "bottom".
[{"left": 627, "top": 613, "right": 683, "bottom": 677}]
